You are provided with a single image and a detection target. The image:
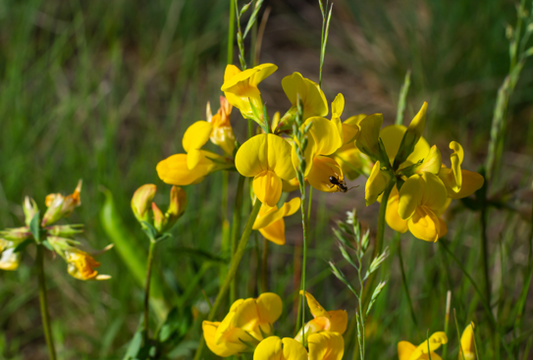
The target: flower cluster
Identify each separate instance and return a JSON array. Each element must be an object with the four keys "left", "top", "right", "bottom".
[
  {"left": 0, "top": 181, "right": 110, "bottom": 280},
  {"left": 203, "top": 291, "right": 346, "bottom": 359},
  {"left": 356, "top": 103, "right": 485, "bottom": 242}
]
